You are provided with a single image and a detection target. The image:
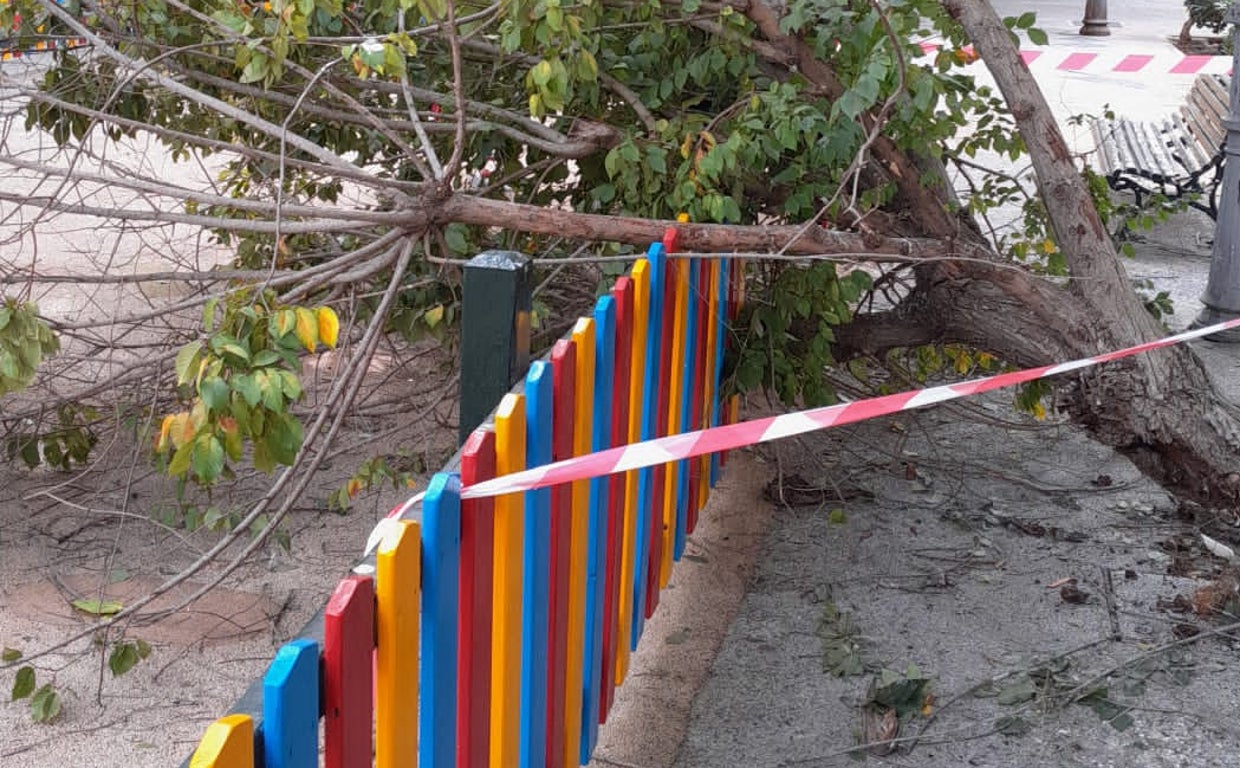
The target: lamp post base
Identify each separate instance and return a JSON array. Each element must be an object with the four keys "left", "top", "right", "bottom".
[
  {"left": 1190, "top": 306, "right": 1240, "bottom": 343},
  {"left": 1080, "top": 0, "right": 1110, "bottom": 36}
]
